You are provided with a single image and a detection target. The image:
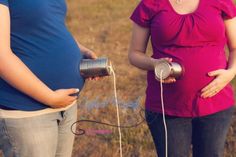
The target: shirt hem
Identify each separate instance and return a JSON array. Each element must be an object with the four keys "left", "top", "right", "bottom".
[{"left": 0, "top": 101, "right": 77, "bottom": 119}]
